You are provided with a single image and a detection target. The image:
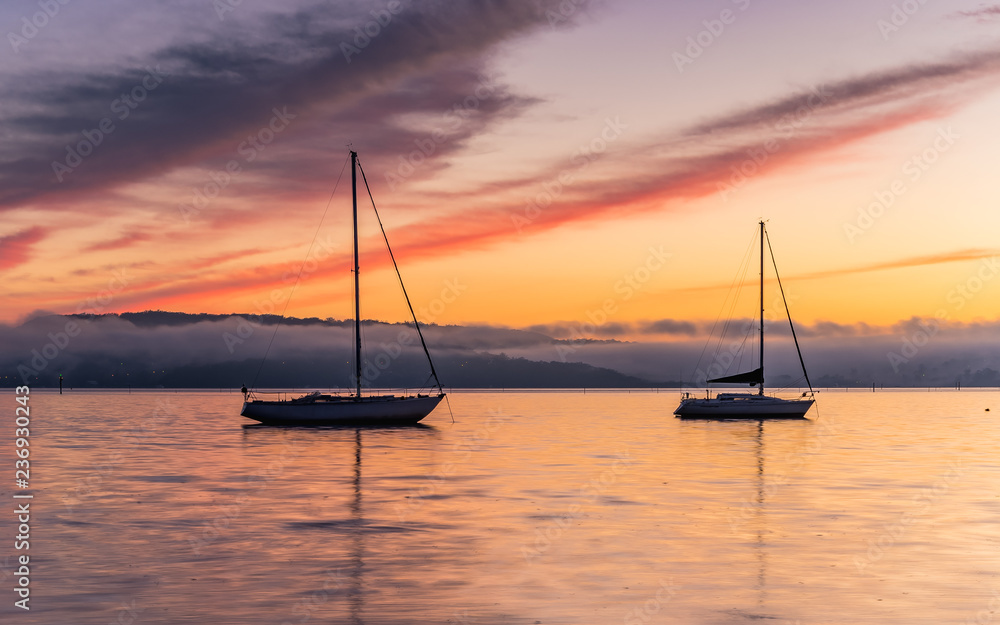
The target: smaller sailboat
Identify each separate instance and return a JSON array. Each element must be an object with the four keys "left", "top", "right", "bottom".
[
  {"left": 675, "top": 221, "right": 814, "bottom": 419},
  {"left": 241, "top": 151, "right": 445, "bottom": 426}
]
